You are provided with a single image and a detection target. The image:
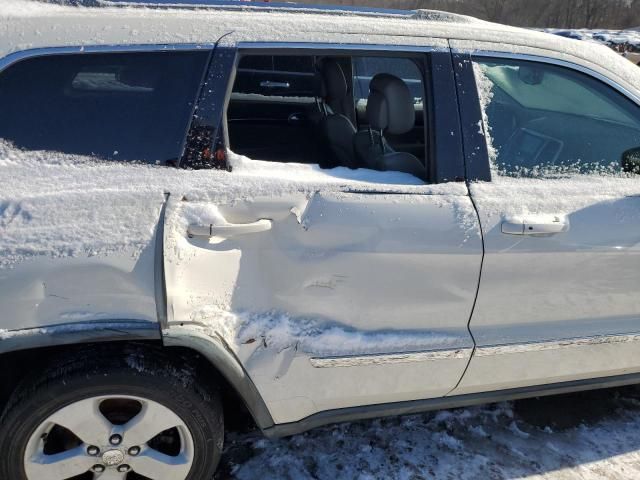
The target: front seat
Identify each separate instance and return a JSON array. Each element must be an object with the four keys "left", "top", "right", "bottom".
[
  {"left": 317, "top": 59, "right": 358, "bottom": 169},
  {"left": 354, "top": 73, "right": 425, "bottom": 179}
]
